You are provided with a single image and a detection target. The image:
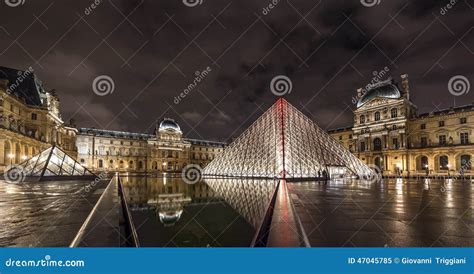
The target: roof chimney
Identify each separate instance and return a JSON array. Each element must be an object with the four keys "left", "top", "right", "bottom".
[
  {"left": 400, "top": 74, "right": 410, "bottom": 100},
  {"left": 0, "top": 79, "right": 9, "bottom": 91}
]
